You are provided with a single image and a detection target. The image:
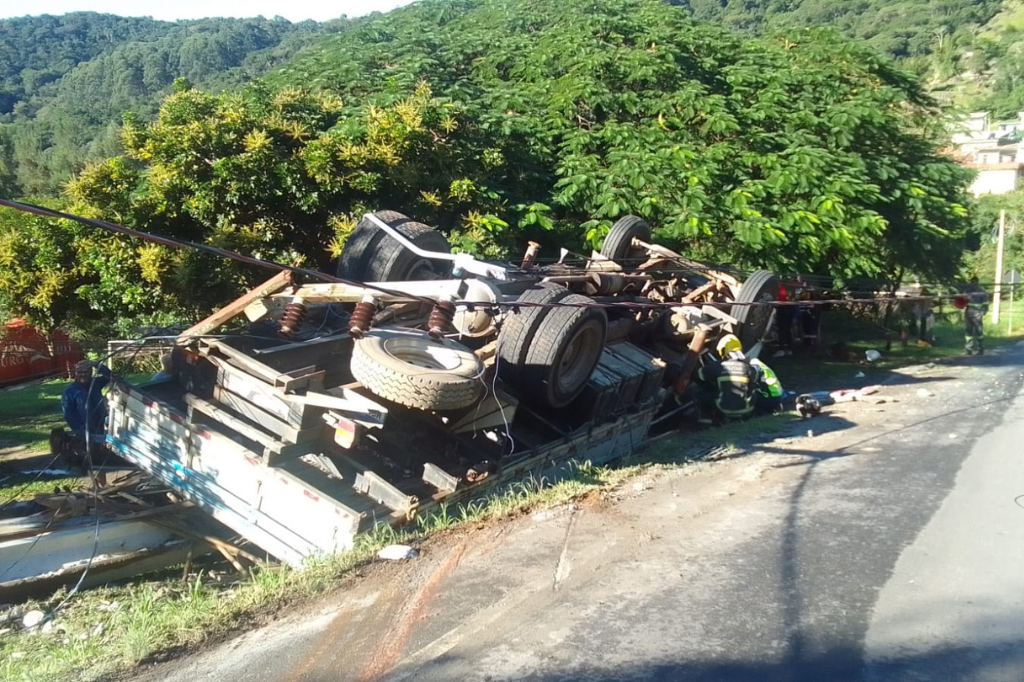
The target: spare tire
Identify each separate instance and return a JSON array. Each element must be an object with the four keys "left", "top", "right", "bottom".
[
  {"left": 351, "top": 329, "right": 484, "bottom": 411},
  {"left": 496, "top": 283, "right": 573, "bottom": 384},
  {"left": 732, "top": 270, "right": 779, "bottom": 347},
  {"left": 520, "top": 294, "right": 607, "bottom": 409},
  {"left": 337, "top": 212, "right": 452, "bottom": 282},
  {"left": 600, "top": 215, "right": 651, "bottom": 264}
]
